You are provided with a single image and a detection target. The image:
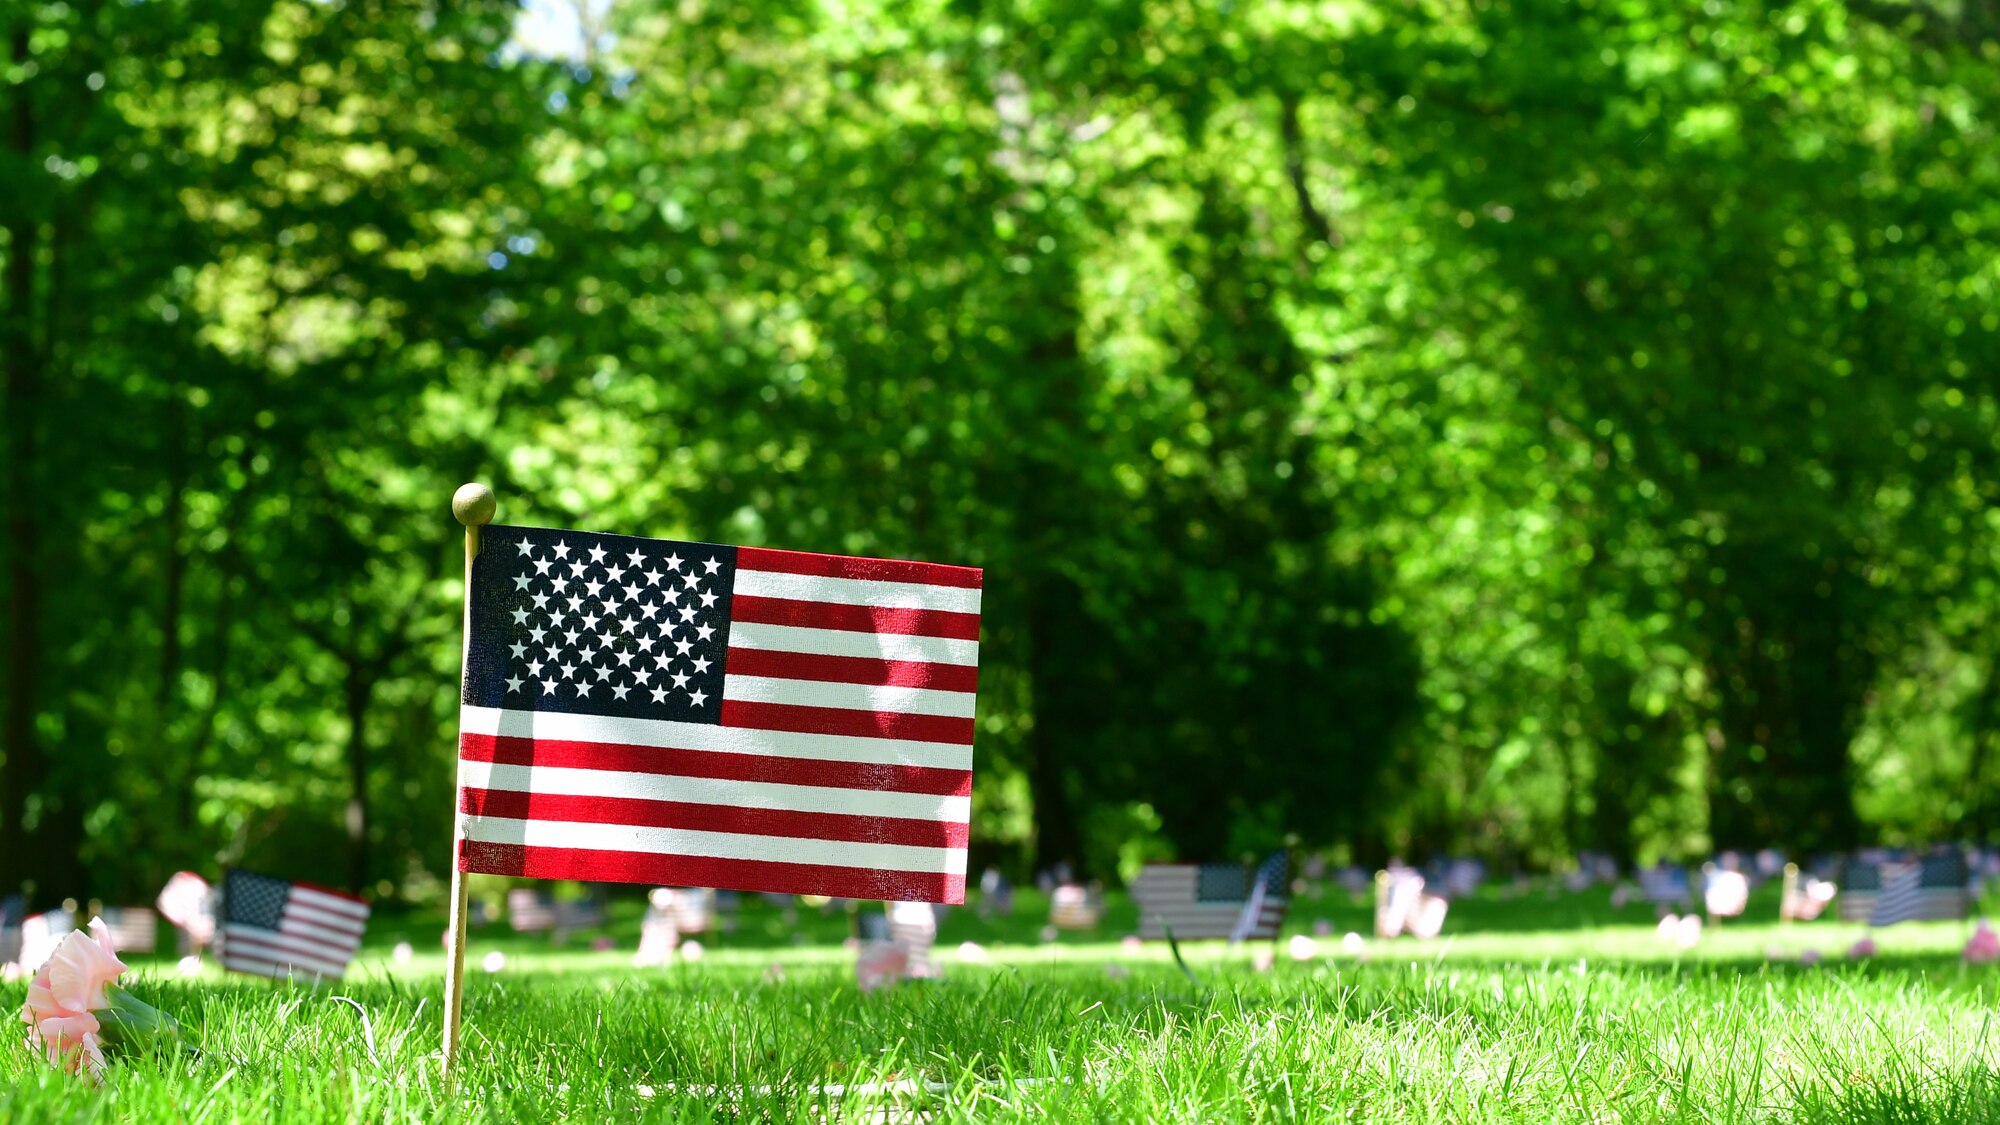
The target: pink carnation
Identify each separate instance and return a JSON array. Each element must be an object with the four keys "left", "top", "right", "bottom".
[
  {"left": 1965, "top": 919, "right": 1999, "bottom": 965},
  {"left": 20, "top": 920, "right": 127, "bottom": 1082}
]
